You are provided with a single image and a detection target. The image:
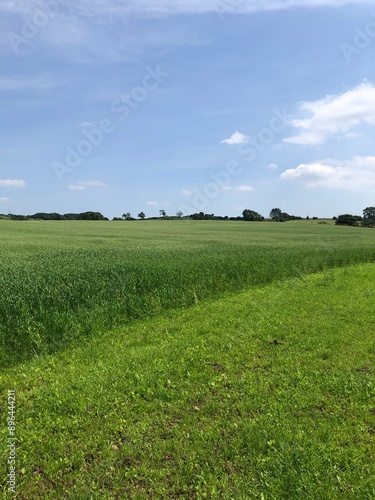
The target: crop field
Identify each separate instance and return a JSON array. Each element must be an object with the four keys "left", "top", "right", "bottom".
[
  {"left": 0, "top": 220, "right": 375, "bottom": 498},
  {"left": 1, "top": 219, "right": 375, "bottom": 366}
]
